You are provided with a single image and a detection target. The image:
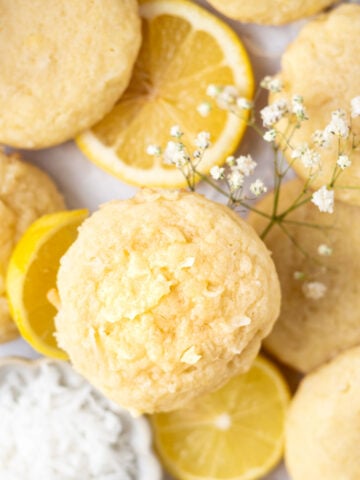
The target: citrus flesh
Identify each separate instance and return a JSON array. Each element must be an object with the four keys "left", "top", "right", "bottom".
[
  {"left": 6, "top": 209, "right": 88, "bottom": 359},
  {"left": 151, "top": 356, "right": 289, "bottom": 480},
  {"left": 77, "top": 0, "right": 254, "bottom": 188}
]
